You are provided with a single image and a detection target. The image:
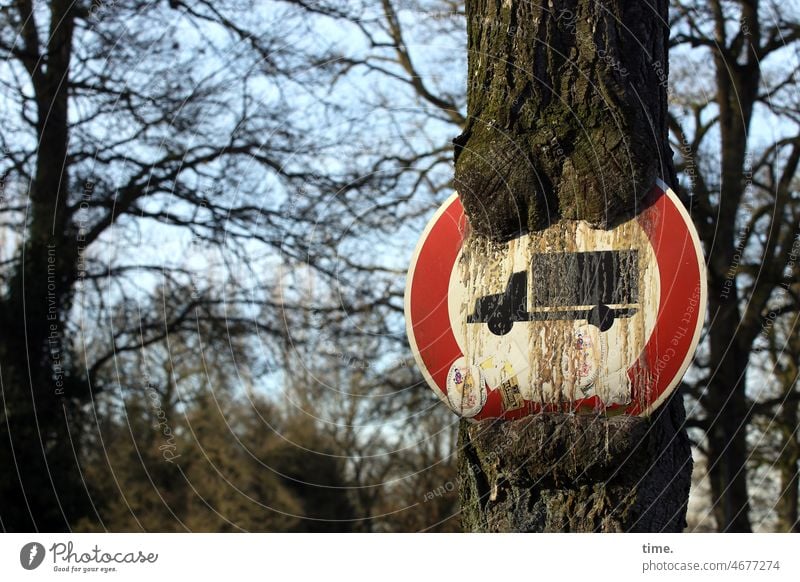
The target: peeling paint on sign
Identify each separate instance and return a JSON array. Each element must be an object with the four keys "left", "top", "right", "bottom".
[{"left": 404, "top": 181, "right": 707, "bottom": 420}]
